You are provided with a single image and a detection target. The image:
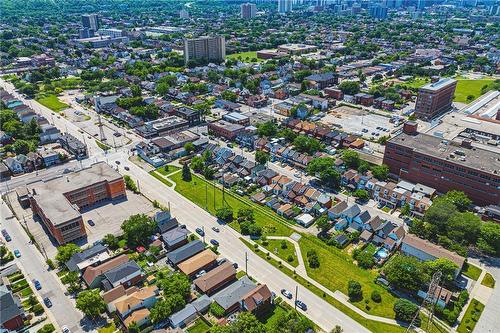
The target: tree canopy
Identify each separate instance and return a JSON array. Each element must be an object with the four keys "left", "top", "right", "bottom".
[{"left": 121, "top": 214, "right": 156, "bottom": 248}]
